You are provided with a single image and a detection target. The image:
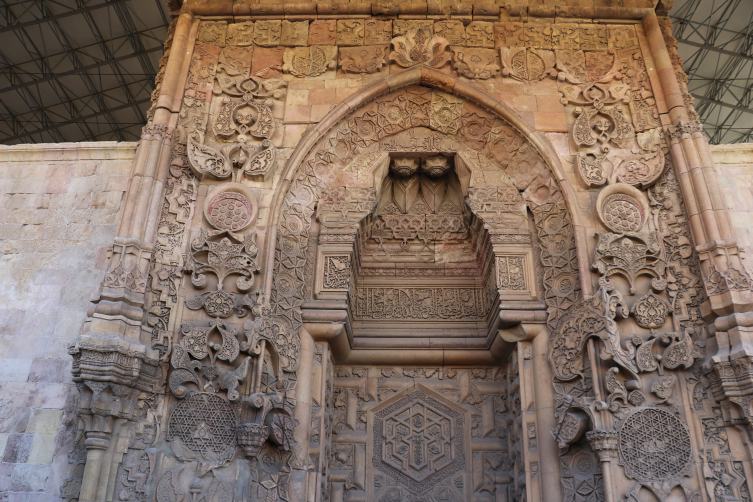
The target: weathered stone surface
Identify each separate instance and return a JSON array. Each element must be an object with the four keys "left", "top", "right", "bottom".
[
  {"left": 339, "top": 45, "right": 388, "bottom": 75},
  {"left": 281, "top": 20, "right": 308, "bottom": 47},
  {"left": 364, "top": 19, "right": 392, "bottom": 45},
  {"left": 337, "top": 19, "right": 364, "bottom": 46},
  {"left": 227, "top": 22, "right": 254, "bottom": 46},
  {"left": 0, "top": 142, "right": 132, "bottom": 501},
  {"left": 254, "top": 20, "right": 281, "bottom": 47},
  {"left": 466, "top": 21, "right": 494, "bottom": 48},
  {"left": 309, "top": 20, "right": 336, "bottom": 46}
]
